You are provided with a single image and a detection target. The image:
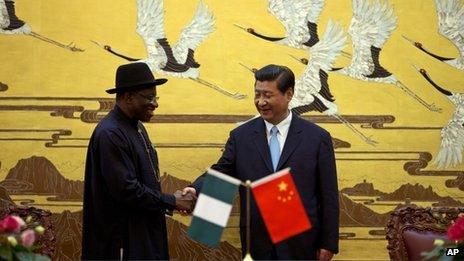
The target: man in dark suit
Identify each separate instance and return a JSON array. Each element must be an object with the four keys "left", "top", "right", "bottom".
[
  {"left": 183, "top": 64, "right": 339, "bottom": 260},
  {"left": 82, "top": 63, "right": 194, "bottom": 260}
]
